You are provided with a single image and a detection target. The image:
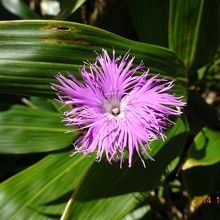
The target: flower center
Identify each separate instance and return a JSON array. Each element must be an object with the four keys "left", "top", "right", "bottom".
[
  {"left": 112, "top": 106, "right": 120, "bottom": 116},
  {"left": 103, "top": 97, "right": 121, "bottom": 116}
]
